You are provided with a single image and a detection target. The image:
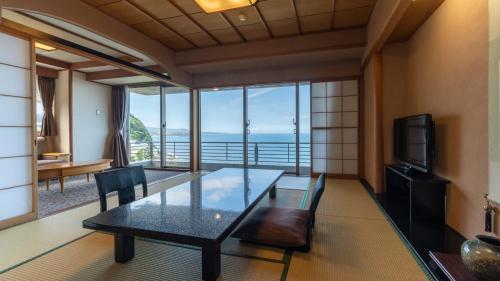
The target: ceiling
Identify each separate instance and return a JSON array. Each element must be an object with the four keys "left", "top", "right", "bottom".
[
  {"left": 82, "top": 0, "right": 376, "bottom": 51},
  {"left": 1, "top": 0, "right": 443, "bottom": 87}
]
